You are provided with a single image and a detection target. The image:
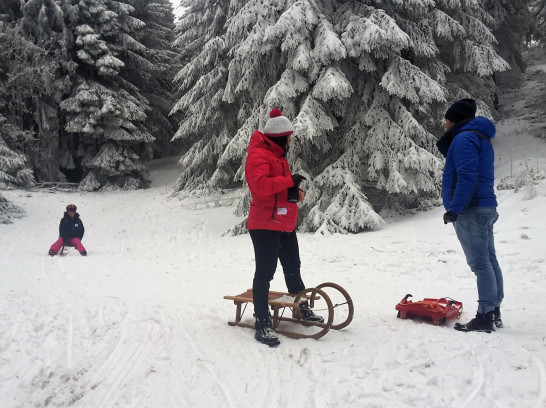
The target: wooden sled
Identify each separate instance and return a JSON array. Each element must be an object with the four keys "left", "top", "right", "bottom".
[{"left": 224, "top": 282, "right": 354, "bottom": 340}]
